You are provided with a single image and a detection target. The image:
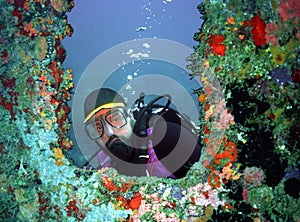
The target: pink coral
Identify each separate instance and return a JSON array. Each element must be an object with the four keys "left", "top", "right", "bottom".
[
  {"left": 279, "top": 0, "right": 300, "bottom": 22},
  {"left": 1, "top": 49, "right": 10, "bottom": 64},
  {"left": 24, "top": 23, "right": 38, "bottom": 37},
  {"left": 265, "top": 22, "right": 280, "bottom": 46},
  {"left": 213, "top": 100, "right": 235, "bottom": 130},
  {"left": 242, "top": 188, "right": 248, "bottom": 202},
  {"left": 242, "top": 166, "right": 265, "bottom": 188}
]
